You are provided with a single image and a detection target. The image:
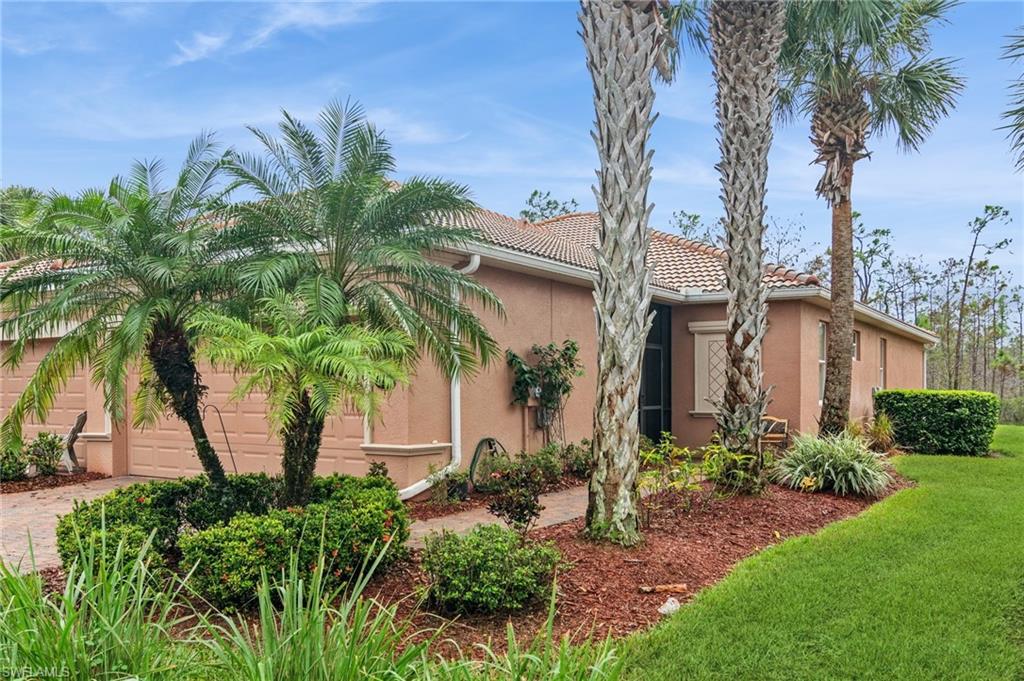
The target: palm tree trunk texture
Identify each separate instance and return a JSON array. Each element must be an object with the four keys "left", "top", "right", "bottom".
[
  {"left": 709, "top": 0, "right": 785, "bottom": 466},
  {"left": 812, "top": 93, "right": 869, "bottom": 436},
  {"left": 147, "top": 324, "right": 227, "bottom": 485},
  {"left": 580, "top": 0, "right": 667, "bottom": 546},
  {"left": 281, "top": 390, "right": 325, "bottom": 506},
  {"left": 820, "top": 190, "right": 856, "bottom": 435}
]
